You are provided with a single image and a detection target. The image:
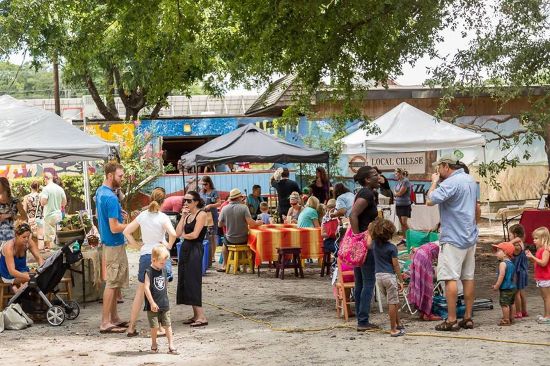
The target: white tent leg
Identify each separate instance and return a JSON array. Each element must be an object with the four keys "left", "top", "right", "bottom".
[
  {"left": 483, "top": 145, "right": 492, "bottom": 229},
  {"left": 83, "top": 117, "right": 92, "bottom": 217}
]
